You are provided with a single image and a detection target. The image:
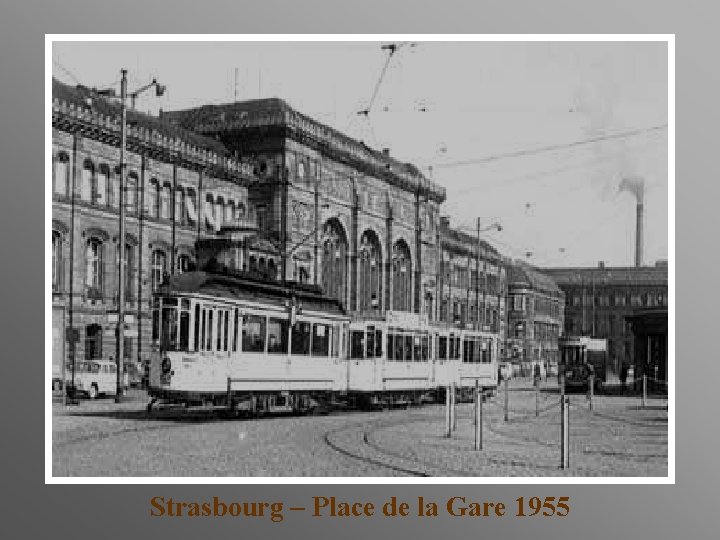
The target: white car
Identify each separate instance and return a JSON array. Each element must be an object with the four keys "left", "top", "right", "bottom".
[{"left": 66, "top": 360, "right": 128, "bottom": 399}]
